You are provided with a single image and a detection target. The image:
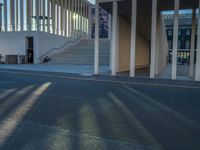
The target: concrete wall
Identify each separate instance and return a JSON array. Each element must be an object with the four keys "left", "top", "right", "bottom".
[
  {"left": 117, "top": 16, "right": 150, "bottom": 72},
  {"left": 0, "top": 31, "right": 68, "bottom": 63},
  {"left": 155, "top": 13, "right": 169, "bottom": 75}
]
